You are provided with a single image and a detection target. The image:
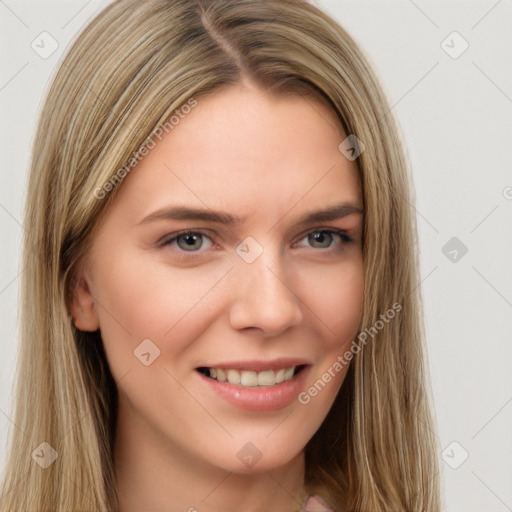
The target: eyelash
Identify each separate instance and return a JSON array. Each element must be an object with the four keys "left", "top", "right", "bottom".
[{"left": 158, "top": 228, "right": 352, "bottom": 256}]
